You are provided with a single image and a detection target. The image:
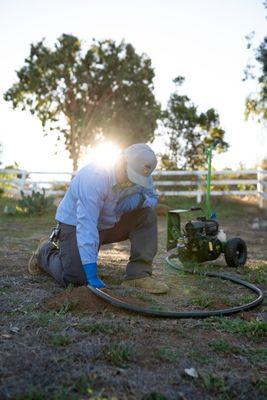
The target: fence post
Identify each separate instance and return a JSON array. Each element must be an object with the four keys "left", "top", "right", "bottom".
[
  {"left": 197, "top": 172, "right": 202, "bottom": 203},
  {"left": 18, "top": 170, "right": 27, "bottom": 194},
  {"left": 257, "top": 167, "right": 263, "bottom": 208}
]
